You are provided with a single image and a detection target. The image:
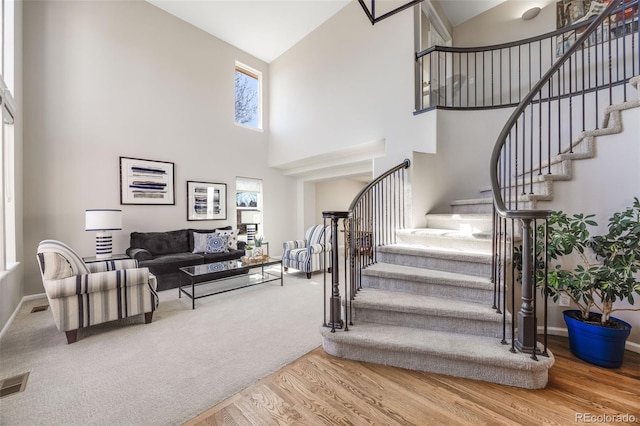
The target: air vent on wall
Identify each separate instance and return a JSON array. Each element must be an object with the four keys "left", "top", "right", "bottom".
[{"left": 31, "top": 305, "right": 49, "bottom": 313}]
